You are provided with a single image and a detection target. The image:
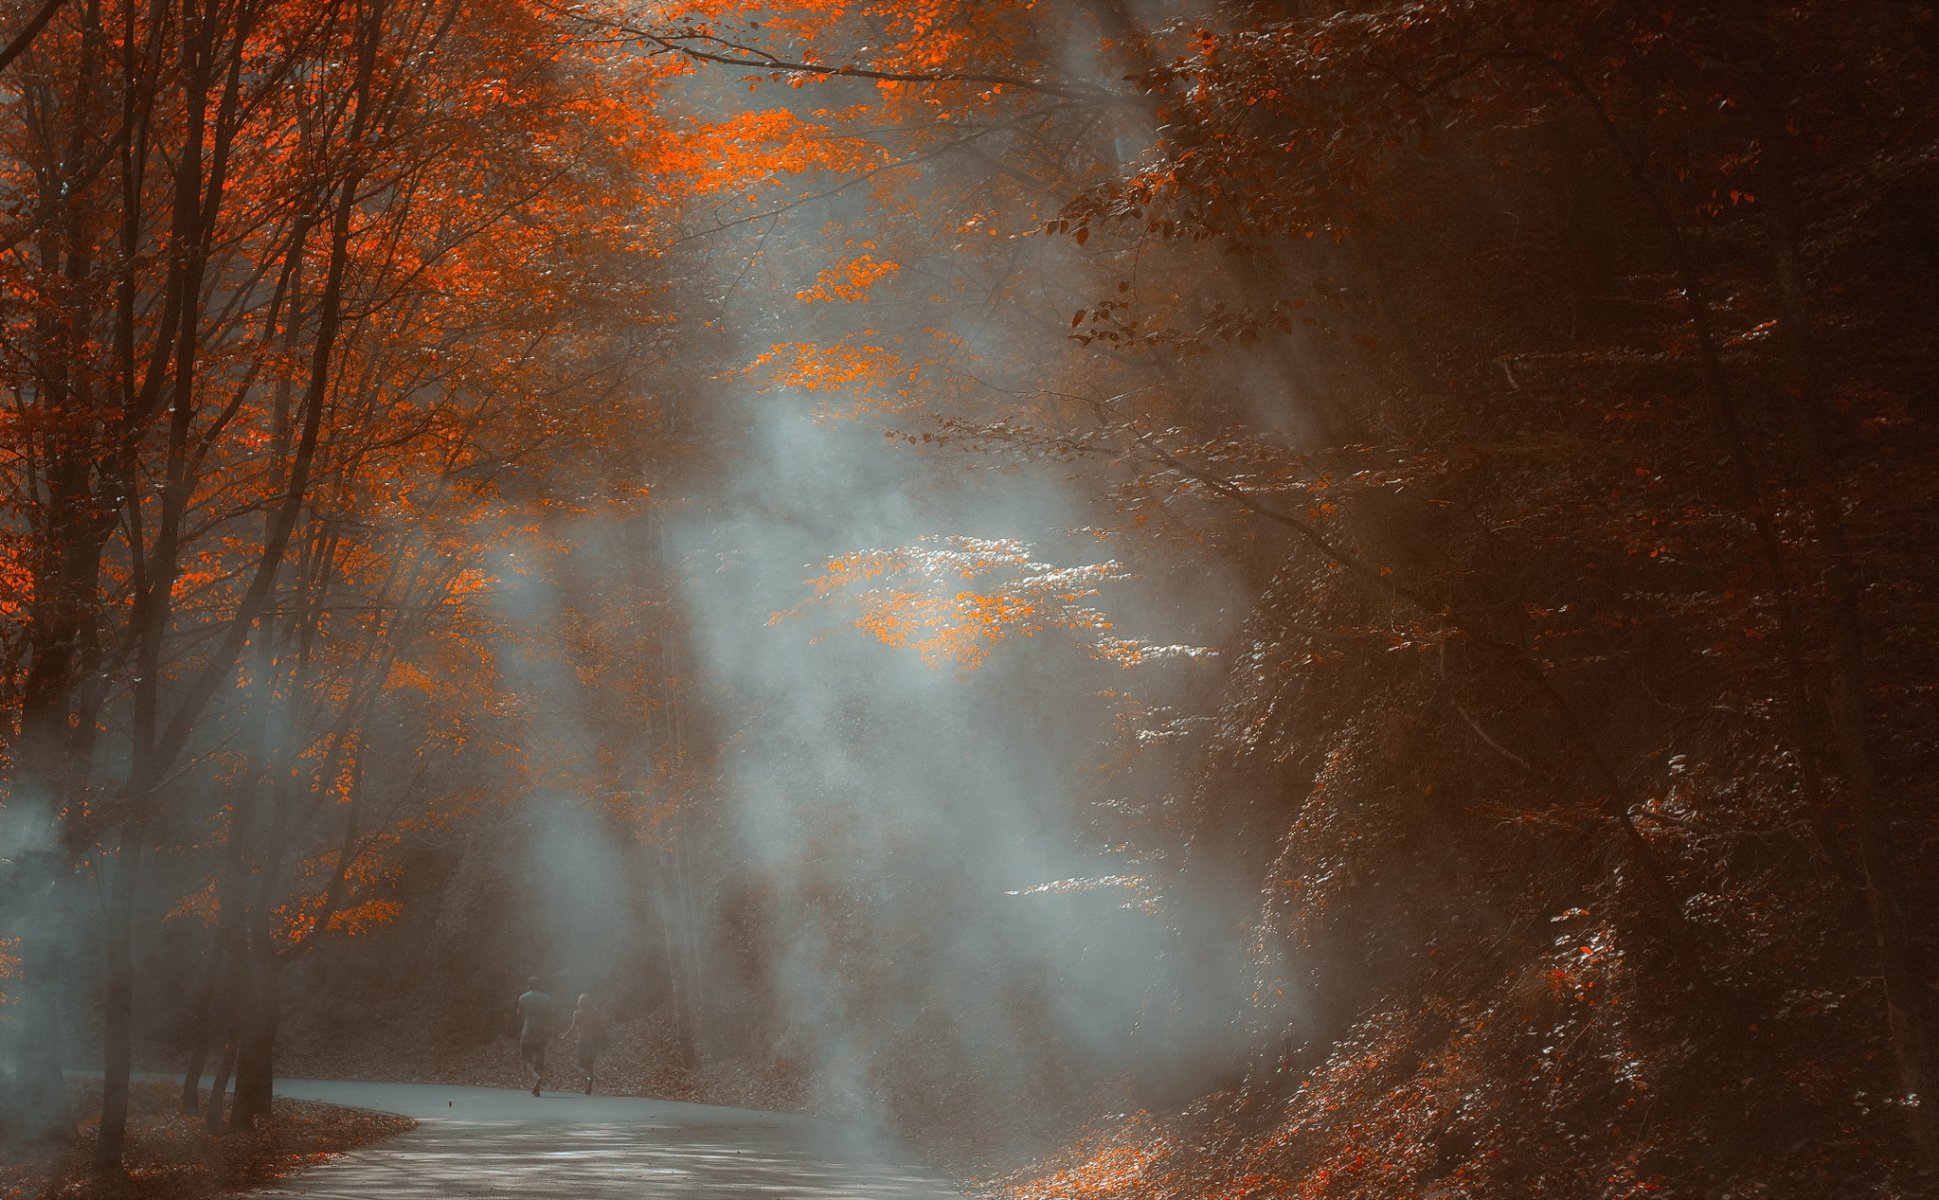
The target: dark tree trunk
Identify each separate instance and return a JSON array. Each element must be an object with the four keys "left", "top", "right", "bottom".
[
  {"left": 186, "top": 673, "right": 265, "bottom": 1116},
  {"left": 94, "top": 820, "right": 150, "bottom": 1172},
  {"left": 203, "top": 1027, "right": 238, "bottom": 1133},
  {"left": 229, "top": 955, "right": 283, "bottom": 1130},
  {"left": 658, "top": 862, "right": 700, "bottom": 1071},
  {"left": 179, "top": 935, "right": 231, "bottom": 1114}
]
